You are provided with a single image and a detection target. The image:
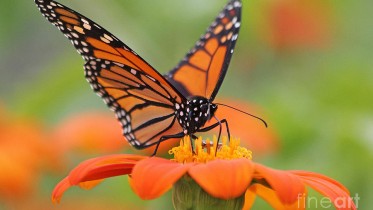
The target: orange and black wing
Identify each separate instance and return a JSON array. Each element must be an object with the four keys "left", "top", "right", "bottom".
[
  {"left": 84, "top": 59, "right": 184, "bottom": 148},
  {"left": 35, "top": 0, "right": 185, "bottom": 148},
  {"left": 165, "top": 0, "right": 242, "bottom": 101}
]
